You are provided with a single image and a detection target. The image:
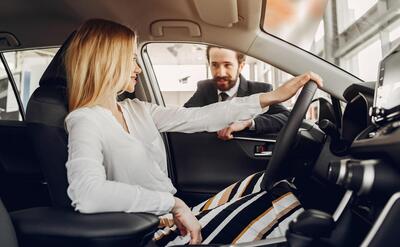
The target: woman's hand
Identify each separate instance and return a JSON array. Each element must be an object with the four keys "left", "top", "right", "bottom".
[
  {"left": 217, "top": 119, "right": 252, "bottom": 140},
  {"left": 260, "top": 71, "right": 323, "bottom": 108},
  {"left": 172, "top": 197, "right": 202, "bottom": 244}
]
